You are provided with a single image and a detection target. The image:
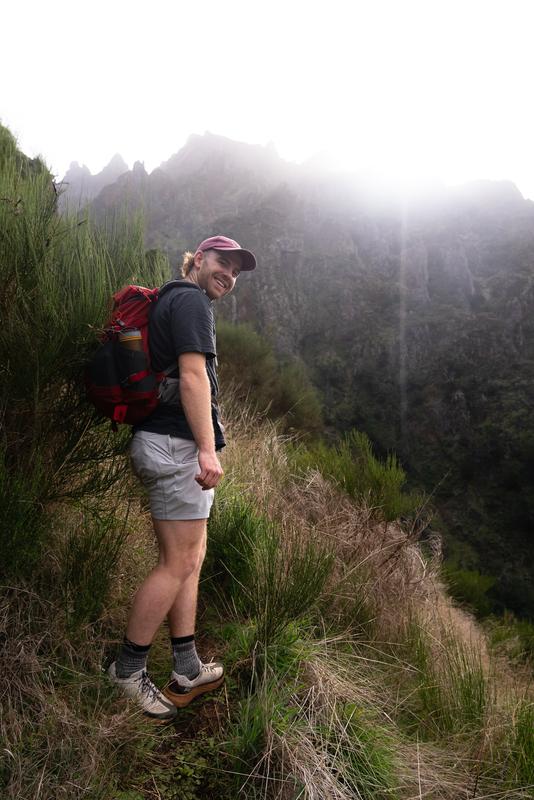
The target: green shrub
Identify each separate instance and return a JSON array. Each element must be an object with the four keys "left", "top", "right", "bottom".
[
  {"left": 217, "top": 320, "right": 323, "bottom": 433},
  {"left": 443, "top": 565, "right": 496, "bottom": 617},
  {"left": 271, "top": 359, "right": 324, "bottom": 433},
  {"left": 291, "top": 429, "right": 424, "bottom": 522},
  {"left": 0, "top": 448, "right": 49, "bottom": 578},
  {"left": 0, "top": 124, "right": 170, "bottom": 577}
]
